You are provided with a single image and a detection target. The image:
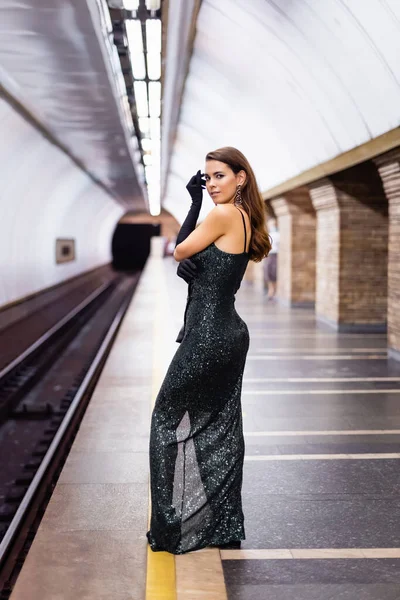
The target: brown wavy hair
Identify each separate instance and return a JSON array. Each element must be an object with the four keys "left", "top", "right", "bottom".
[{"left": 205, "top": 146, "right": 271, "bottom": 262}]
